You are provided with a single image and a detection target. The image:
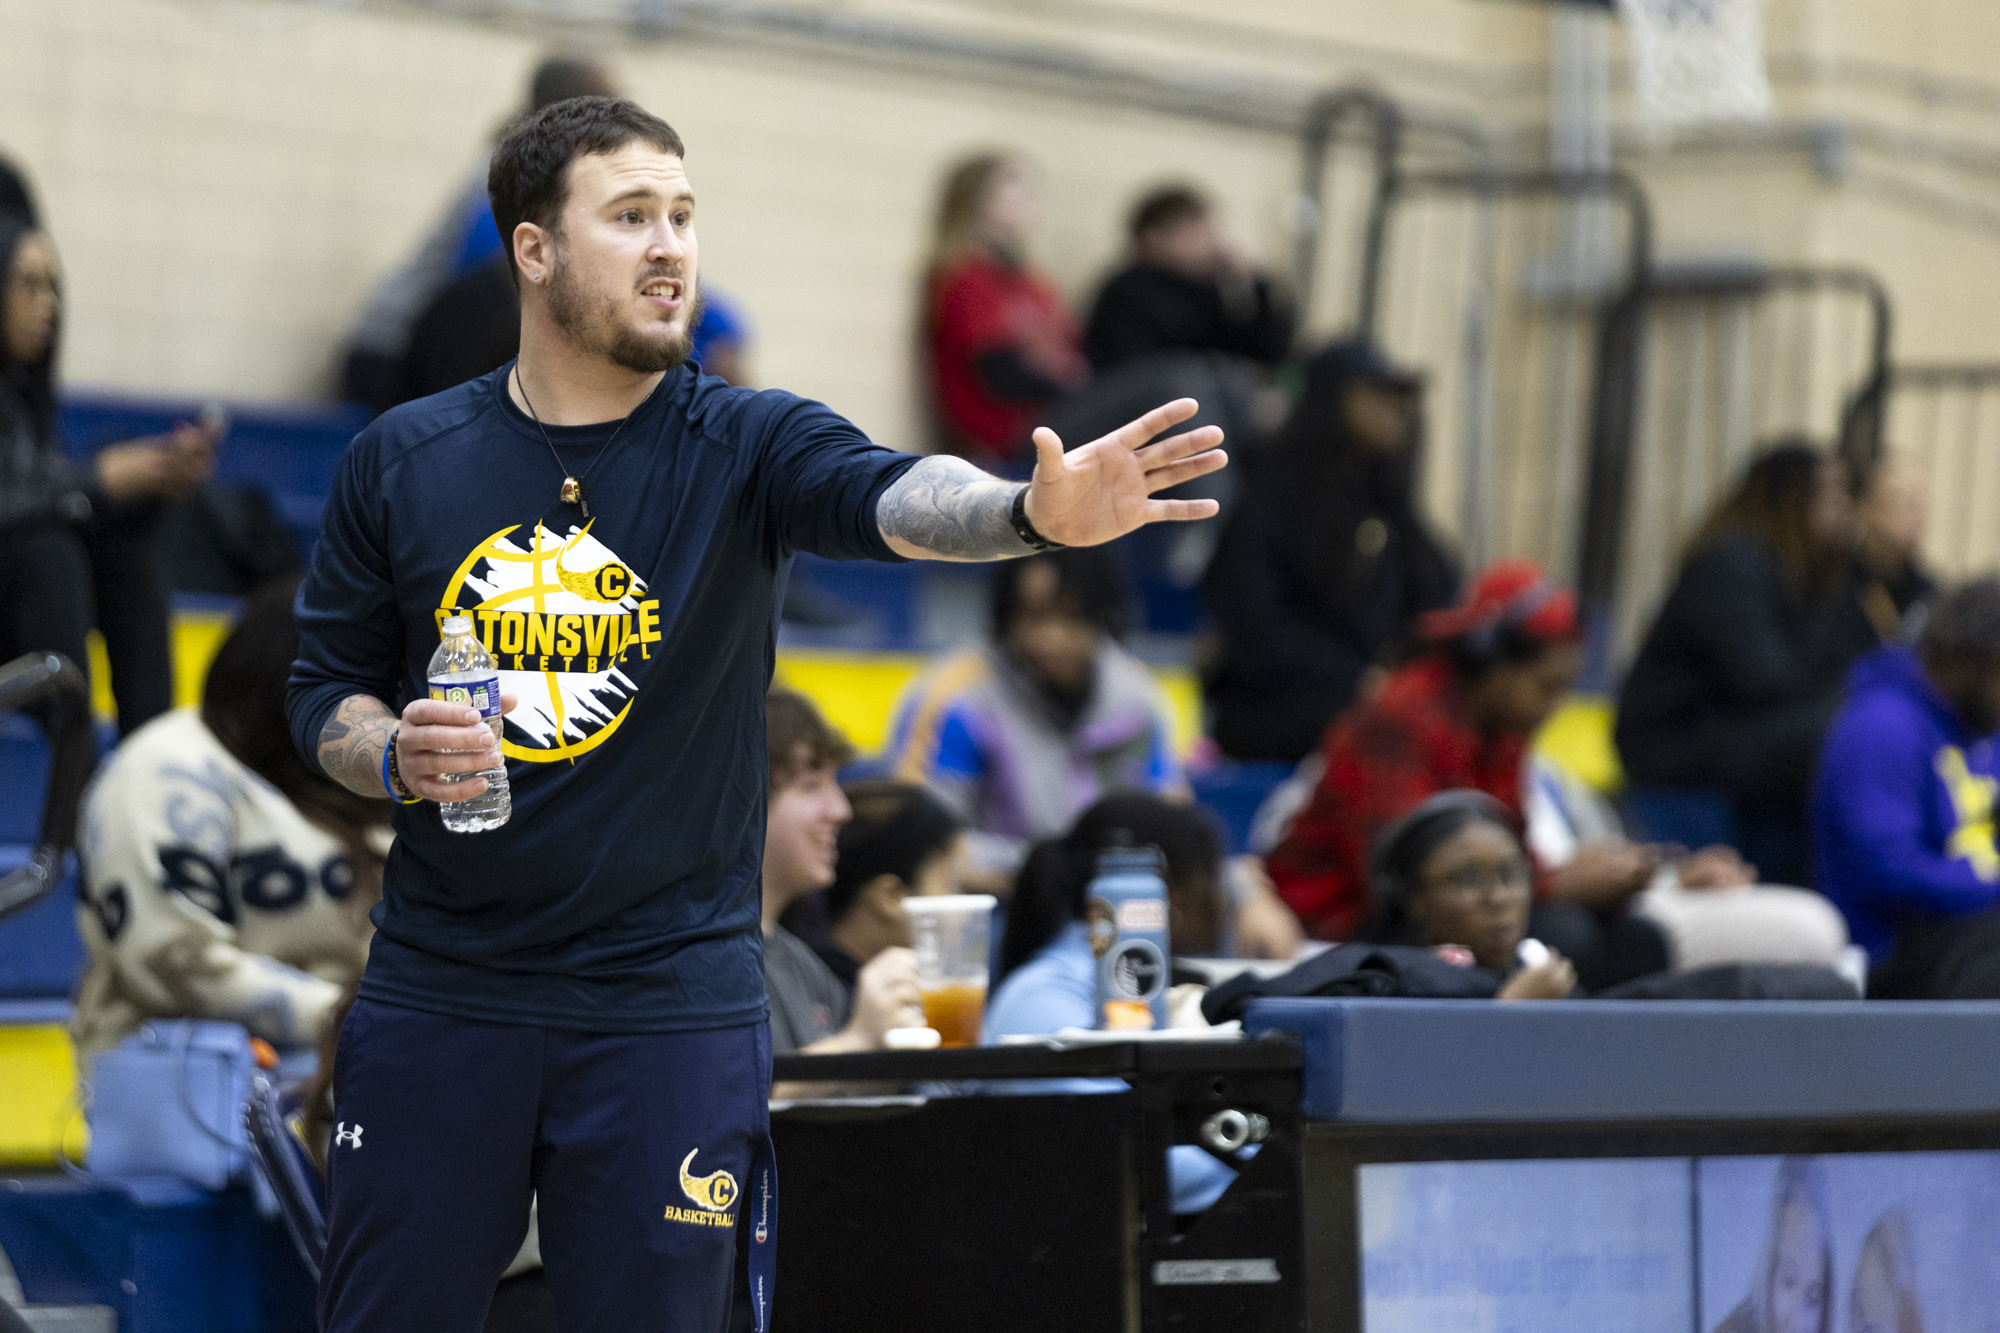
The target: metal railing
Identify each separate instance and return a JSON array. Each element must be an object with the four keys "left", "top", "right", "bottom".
[
  {"left": 1358, "top": 169, "right": 1652, "bottom": 664},
  {"left": 1611, "top": 264, "right": 1894, "bottom": 660},
  {"left": 0, "top": 654, "right": 95, "bottom": 922},
  {"left": 1291, "top": 88, "right": 1495, "bottom": 340},
  {"left": 1888, "top": 363, "right": 2000, "bottom": 577}
]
